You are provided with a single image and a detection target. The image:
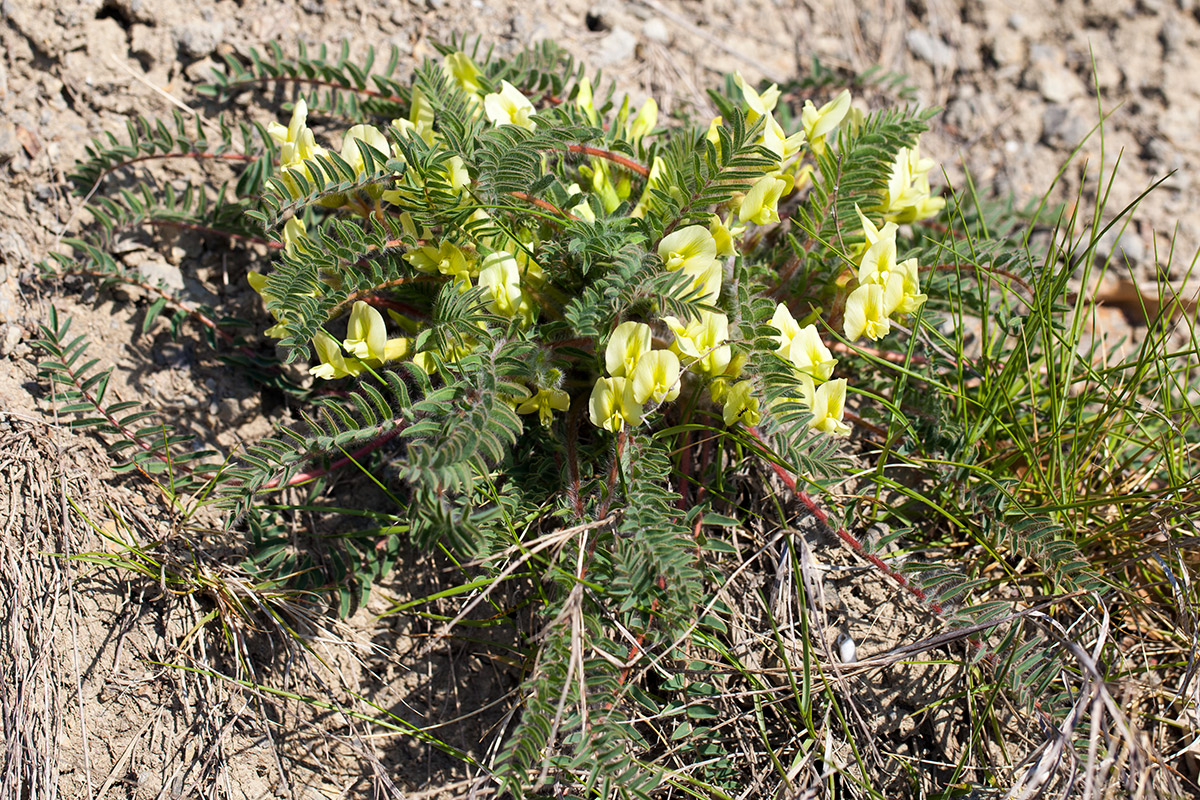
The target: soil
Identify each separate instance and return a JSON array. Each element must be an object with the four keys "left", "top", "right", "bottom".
[{"left": 2, "top": 0, "right": 1197, "bottom": 797}]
